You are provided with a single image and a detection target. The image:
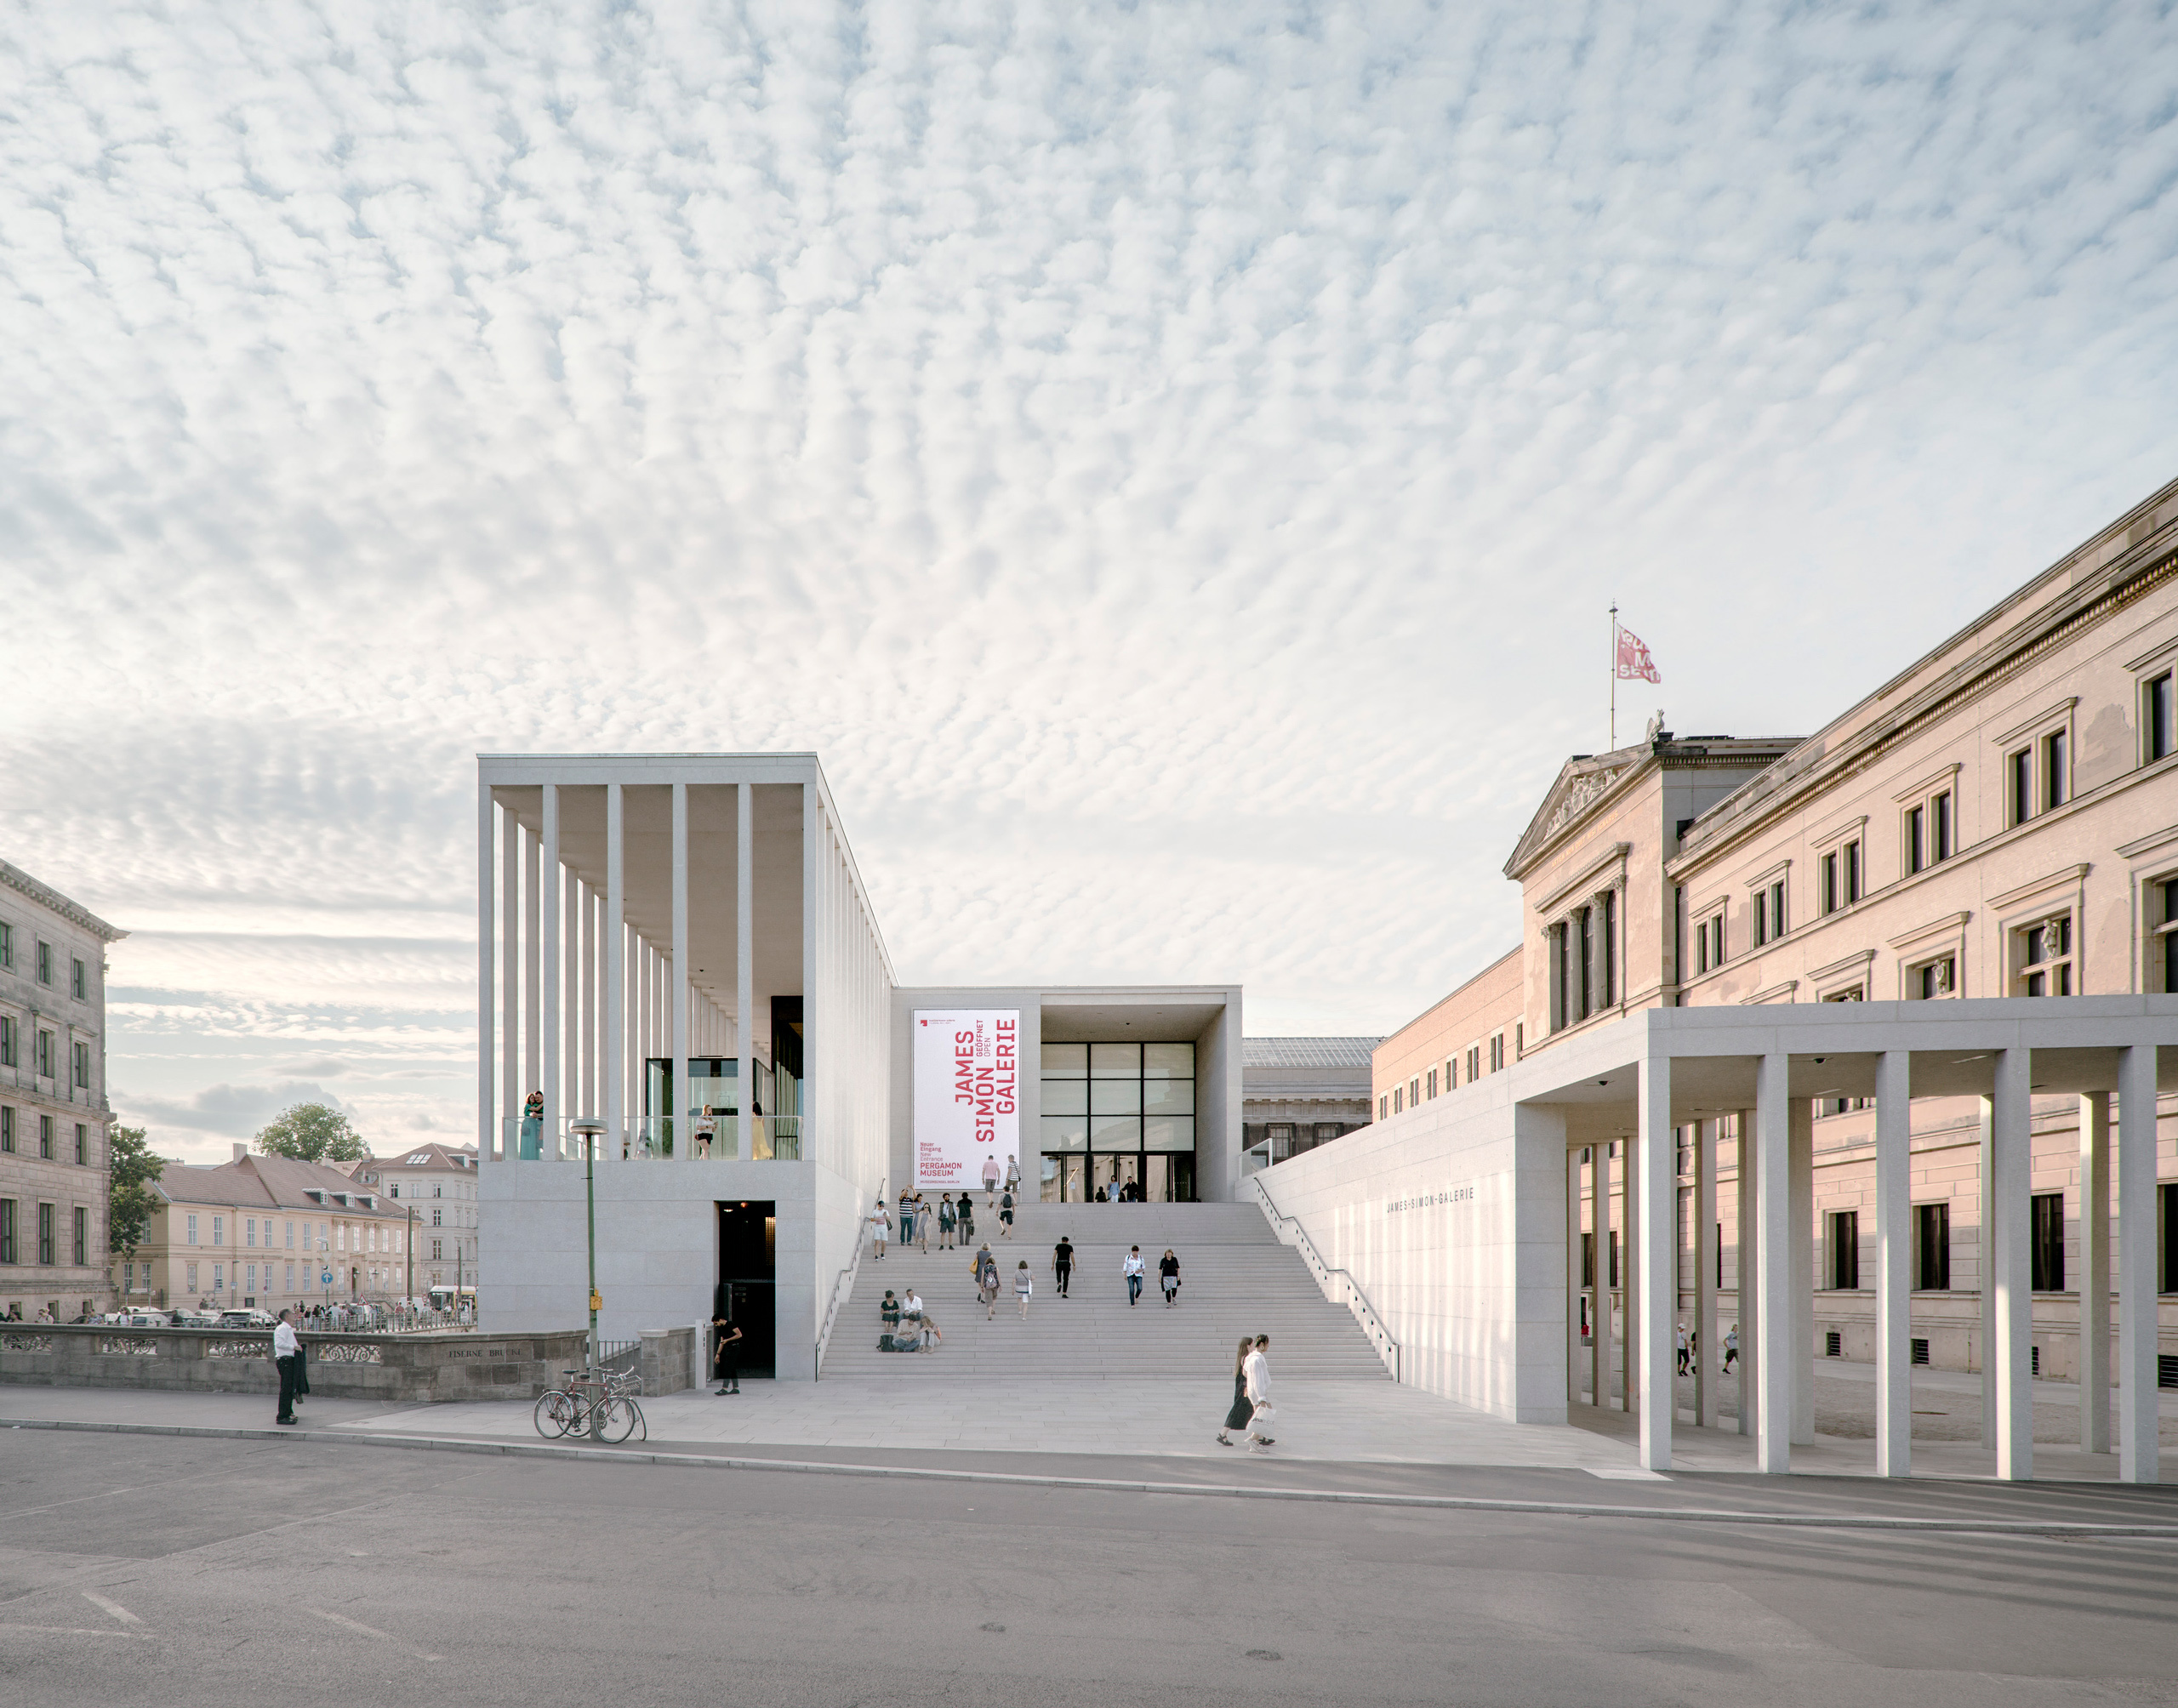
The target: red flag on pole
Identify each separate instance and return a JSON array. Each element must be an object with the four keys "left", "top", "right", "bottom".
[{"left": 1616, "top": 623, "right": 1662, "bottom": 684}]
